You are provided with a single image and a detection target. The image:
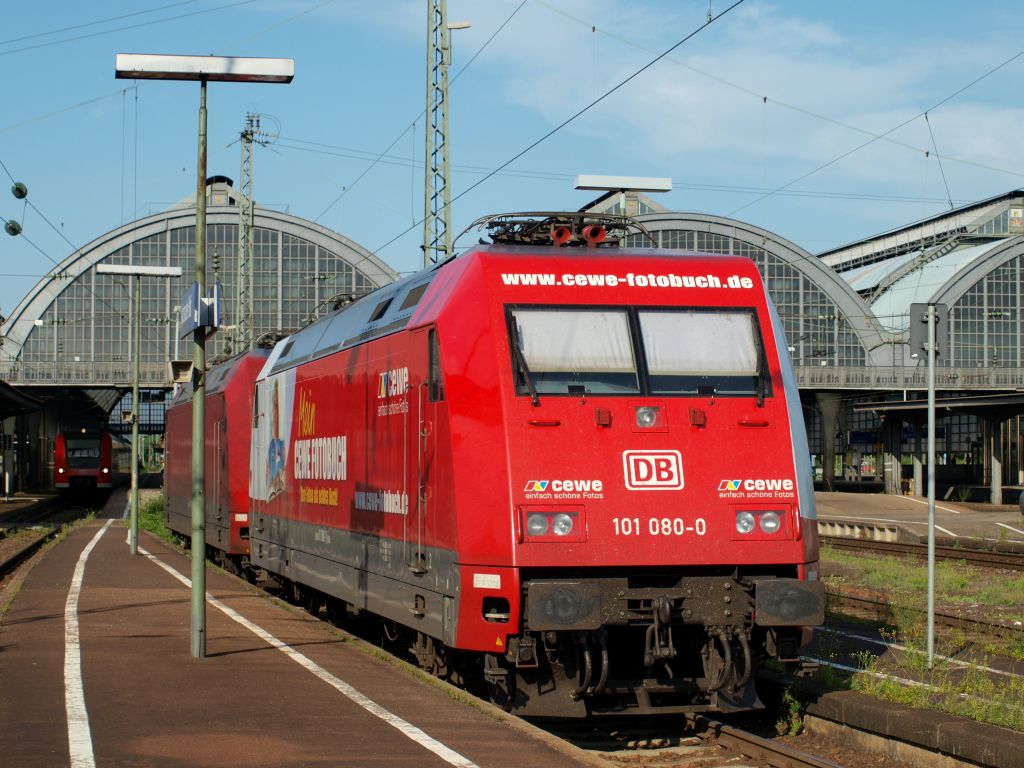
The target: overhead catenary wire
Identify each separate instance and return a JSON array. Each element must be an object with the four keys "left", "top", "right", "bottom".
[
  {"left": 534, "top": 0, "right": 1024, "bottom": 185},
  {"left": 222, "top": 0, "right": 337, "bottom": 50},
  {"left": 372, "top": 0, "right": 752, "bottom": 256},
  {"left": 313, "top": 0, "right": 529, "bottom": 223},
  {"left": 924, "top": 113, "right": 954, "bottom": 211},
  {"left": 0, "top": 87, "right": 130, "bottom": 136},
  {"left": 728, "top": 43, "right": 1024, "bottom": 218},
  {"left": 0, "top": 0, "right": 201, "bottom": 46},
  {"left": 0, "top": 0, "right": 257, "bottom": 58}
]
